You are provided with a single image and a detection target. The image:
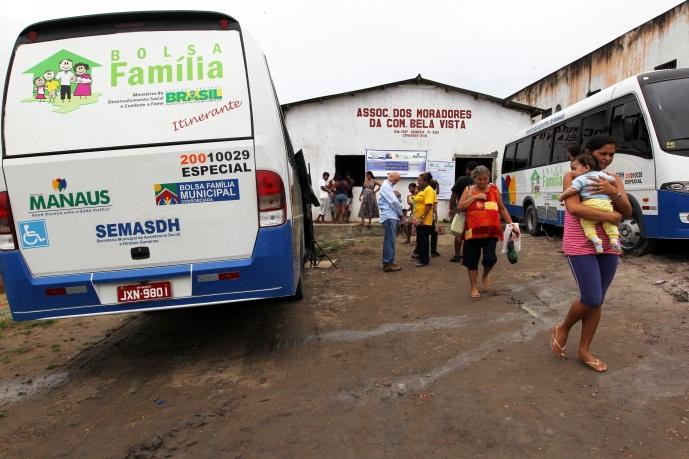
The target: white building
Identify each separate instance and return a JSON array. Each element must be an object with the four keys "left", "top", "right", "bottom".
[{"left": 283, "top": 75, "right": 539, "bottom": 220}]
